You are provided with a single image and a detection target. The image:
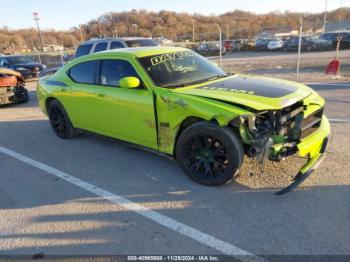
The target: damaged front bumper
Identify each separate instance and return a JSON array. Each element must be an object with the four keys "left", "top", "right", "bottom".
[
  {"left": 0, "top": 86, "right": 28, "bottom": 105},
  {"left": 276, "top": 115, "right": 330, "bottom": 195}
]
